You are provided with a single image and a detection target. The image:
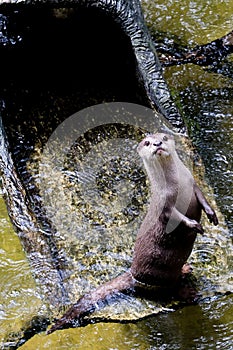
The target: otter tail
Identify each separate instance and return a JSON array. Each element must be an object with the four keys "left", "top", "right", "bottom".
[{"left": 47, "top": 271, "right": 134, "bottom": 334}]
